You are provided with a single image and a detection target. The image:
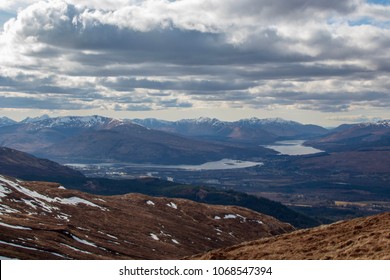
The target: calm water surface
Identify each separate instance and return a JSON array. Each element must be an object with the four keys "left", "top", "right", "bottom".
[
  {"left": 264, "top": 140, "right": 324, "bottom": 155},
  {"left": 66, "top": 159, "right": 263, "bottom": 171}
]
